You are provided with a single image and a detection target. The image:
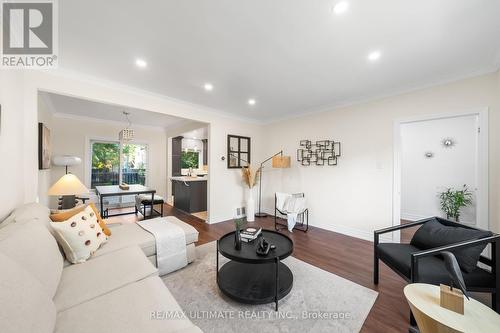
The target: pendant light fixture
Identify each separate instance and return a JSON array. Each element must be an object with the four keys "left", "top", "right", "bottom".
[{"left": 119, "top": 111, "right": 134, "bottom": 142}]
